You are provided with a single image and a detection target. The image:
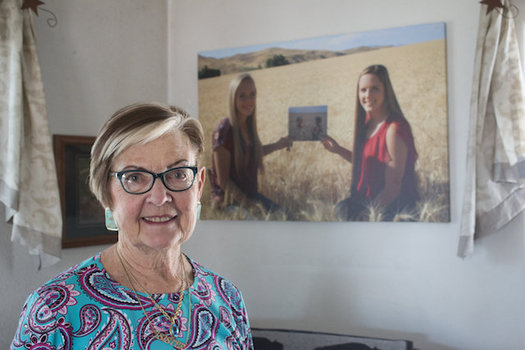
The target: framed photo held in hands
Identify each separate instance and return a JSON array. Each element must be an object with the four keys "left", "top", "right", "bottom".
[{"left": 288, "top": 105, "right": 327, "bottom": 141}]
